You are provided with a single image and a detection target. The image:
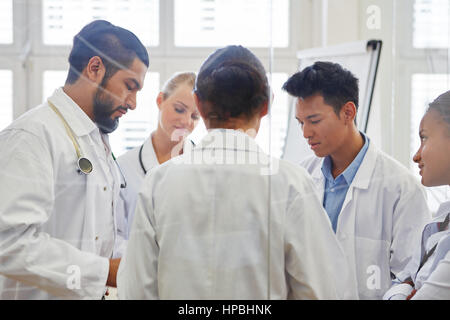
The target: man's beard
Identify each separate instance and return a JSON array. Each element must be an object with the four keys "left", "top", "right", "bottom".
[{"left": 93, "top": 84, "right": 121, "bottom": 134}]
